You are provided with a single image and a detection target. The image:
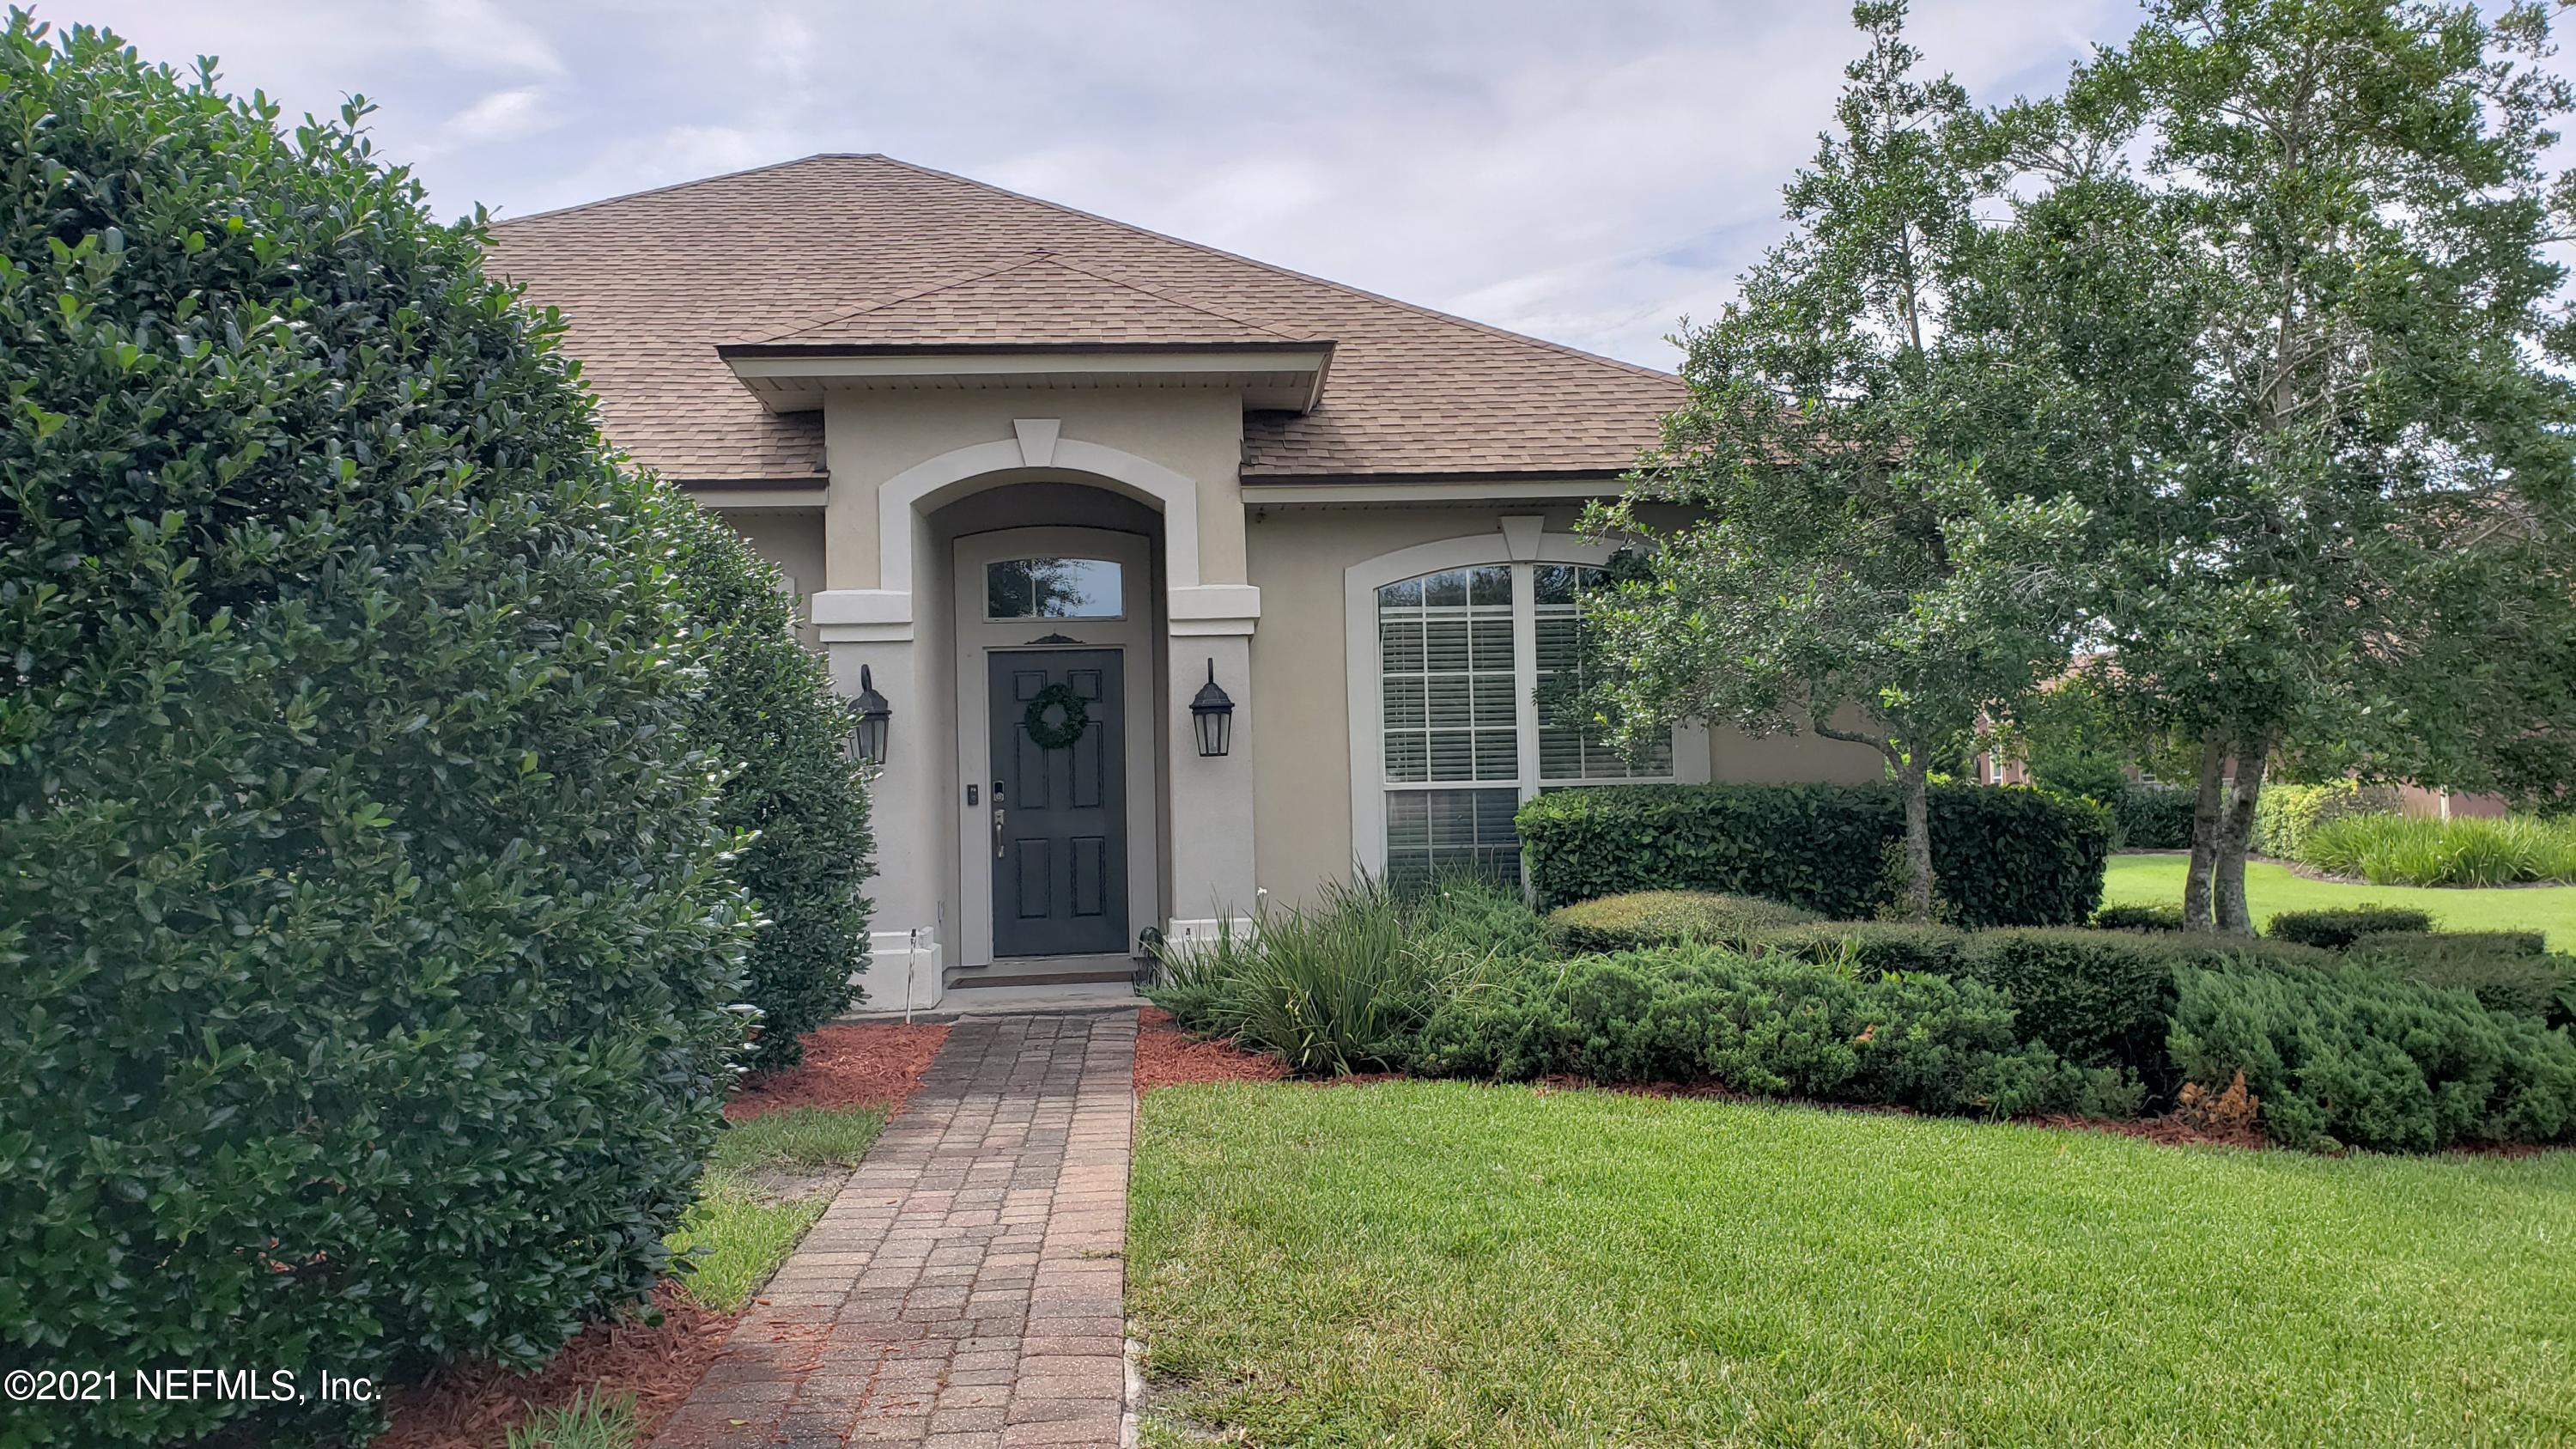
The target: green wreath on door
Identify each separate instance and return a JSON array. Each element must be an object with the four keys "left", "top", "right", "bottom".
[{"left": 1023, "top": 683, "right": 1091, "bottom": 750}]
